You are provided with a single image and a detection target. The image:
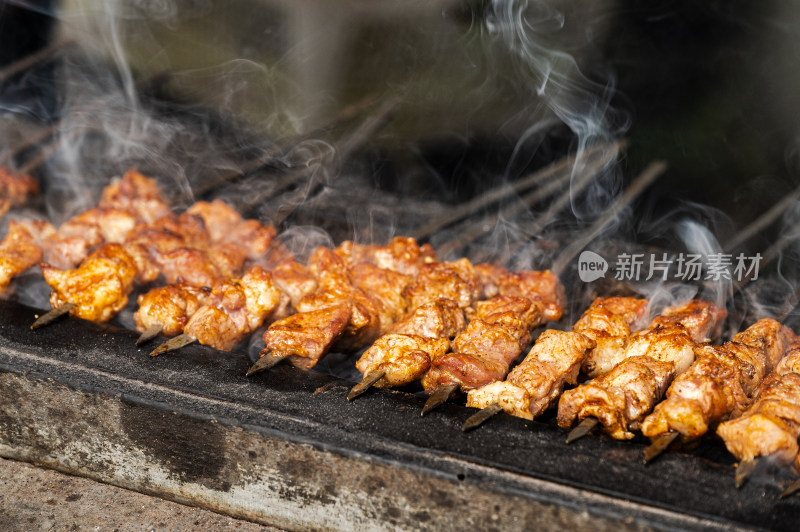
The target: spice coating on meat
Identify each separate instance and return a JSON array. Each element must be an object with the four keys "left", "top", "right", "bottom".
[
  {"left": 98, "top": 168, "right": 171, "bottom": 223},
  {"left": 41, "top": 243, "right": 138, "bottom": 323},
  {"left": 421, "top": 295, "right": 544, "bottom": 393},
  {"left": 183, "top": 266, "right": 281, "bottom": 351},
  {"left": 642, "top": 319, "right": 796, "bottom": 441},
  {"left": 357, "top": 334, "right": 451, "bottom": 388},
  {"left": 134, "top": 284, "right": 210, "bottom": 336},
  {"left": 557, "top": 300, "right": 726, "bottom": 439},
  {"left": 497, "top": 270, "right": 565, "bottom": 322},
  {"left": 402, "top": 259, "right": 479, "bottom": 311},
  {"left": 350, "top": 263, "right": 413, "bottom": 335},
  {"left": 576, "top": 297, "right": 650, "bottom": 378},
  {"left": 335, "top": 236, "right": 438, "bottom": 276},
  {"left": 0, "top": 221, "right": 43, "bottom": 291},
  {"left": 717, "top": 346, "right": 800, "bottom": 466},
  {"left": 356, "top": 299, "right": 466, "bottom": 384},
  {"left": 465, "top": 297, "right": 644, "bottom": 420},
  {"left": 263, "top": 303, "right": 352, "bottom": 370},
  {"left": 467, "top": 330, "right": 596, "bottom": 419},
  {"left": 270, "top": 259, "right": 318, "bottom": 319}
]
